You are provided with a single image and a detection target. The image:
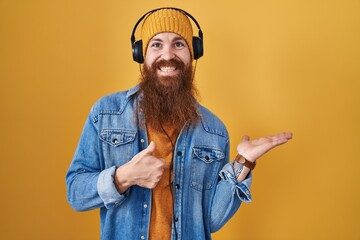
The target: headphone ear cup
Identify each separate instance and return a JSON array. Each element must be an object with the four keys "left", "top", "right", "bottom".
[
  {"left": 132, "top": 40, "right": 144, "bottom": 63},
  {"left": 192, "top": 36, "right": 203, "bottom": 60}
]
